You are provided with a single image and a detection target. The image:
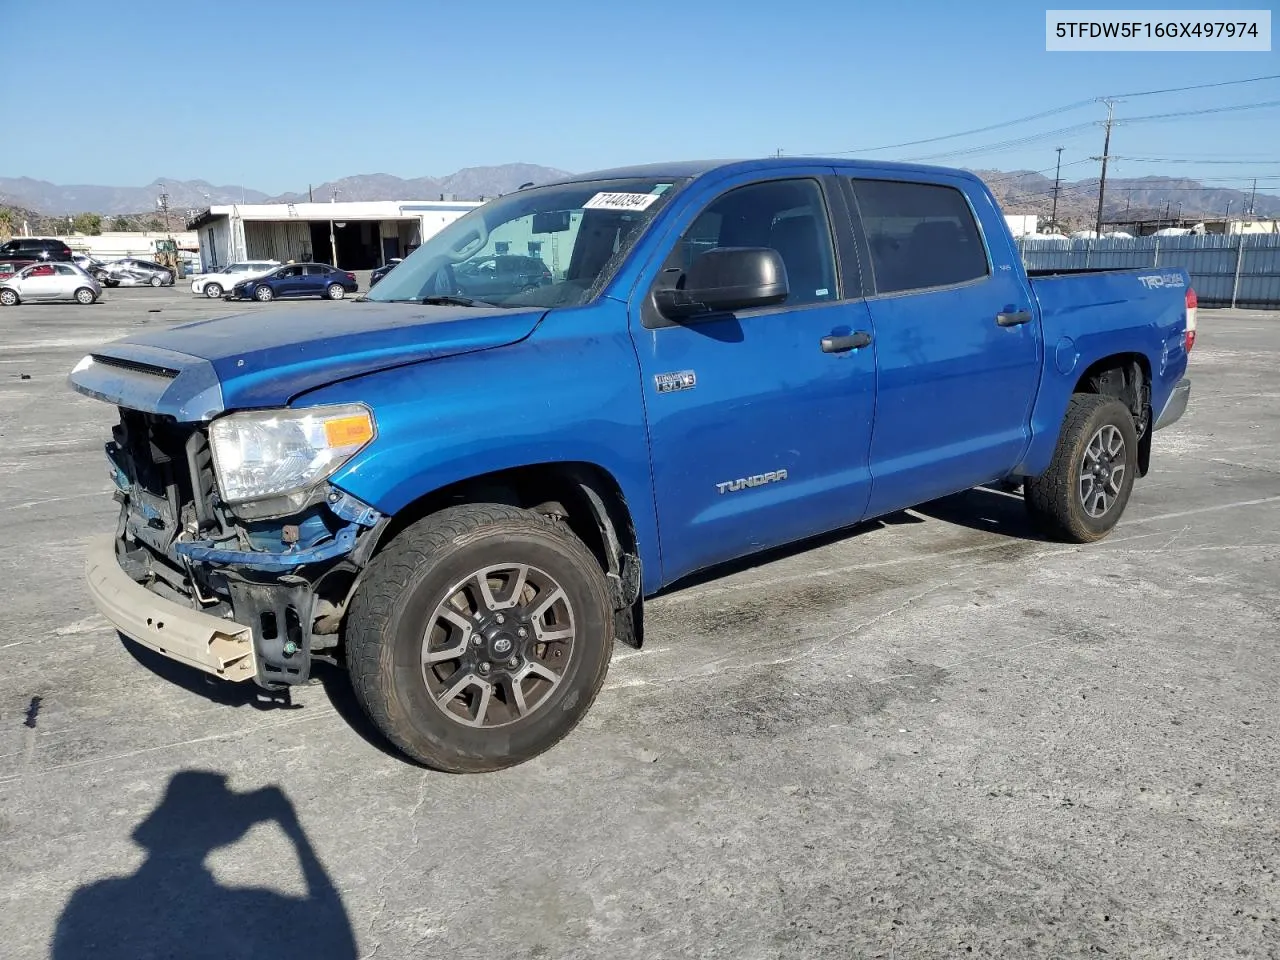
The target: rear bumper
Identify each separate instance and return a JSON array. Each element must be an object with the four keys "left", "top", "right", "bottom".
[
  {"left": 85, "top": 535, "right": 256, "bottom": 682},
  {"left": 1155, "top": 377, "right": 1191, "bottom": 431}
]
